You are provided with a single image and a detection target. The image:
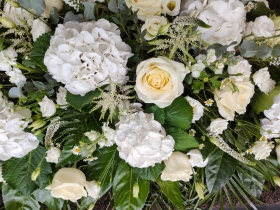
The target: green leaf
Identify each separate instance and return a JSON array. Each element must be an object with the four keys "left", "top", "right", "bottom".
[
  {"left": 80, "top": 197, "right": 97, "bottom": 210},
  {"left": 272, "top": 44, "right": 280, "bottom": 57},
  {"left": 164, "top": 96, "right": 193, "bottom": 130},
  {"left": 207, "top": 43, "right": 227, "bottom": 58},
  {"left": 57, "top": 139, "right": 83, "bottom": 167},
  {"left": 29, "top": 32, "right": 53, "bottom": 72},
  {"left": 66, "top": 89, "right": 101, "bottom": 111},
  {"left": 64, "top": 11, "right": 83, "bottom": 23},
  {"left": 2, "top": 146, "right": 52, "bottom": 196},
  {"left": 205, "top": 149, "right": 237, "bottom": 193},
  {"left": 156, "top": 178, "right": 184, "bottom": 210},
  {"left": 86, "top": 145, "right": 119, "bottom": 197},
  {"left": 108, "top": 0, "right": 125, "bottom": 14},
  {"left": 165, "top": 126, "right": 199, "bottom": 152},
  {"left": 256, "top": 43, "right": 272, "bottom": 58},
  {"left": 50, "top": 7, "right": 59, "bottom": 24},
  {"left": 113, "top": 160, "right": 150, "bottom": 210},
  {"left": 33, "top": 189, "right": 64, "bottom": 210},
  {"left": 144, "top": 105, "right": 165, "bottom": 124},
  {"left": 246, "top": 2, "right": 276, "bottom": 22},
  {"left": 83, "top": 2, "right": 95, "bottom": 21},
  {"left": 132, "top": 163, "right": 164, "bottom": 181},
  {"left": 251, "top": 82, "right": 280, "bottom": 114},
  {"left": 18, "top": 0, "right": 45, "bottom": 15},
  {"left": 2, "top": 185, "right": 40, "bottom": 210},
  {"left": 239, "top": 40, "right": 258, "bottom": 58}
]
